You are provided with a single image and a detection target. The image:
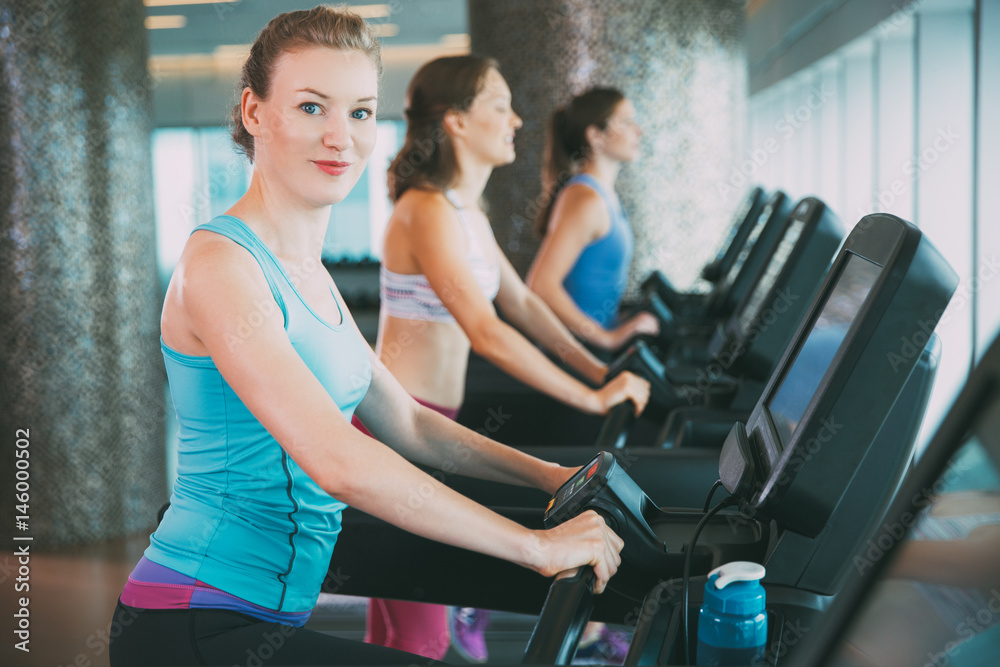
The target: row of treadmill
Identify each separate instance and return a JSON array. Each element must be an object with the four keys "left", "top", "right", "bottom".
[{"left": 328, "top": 188, "right": 1000, "bottom": 665}]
